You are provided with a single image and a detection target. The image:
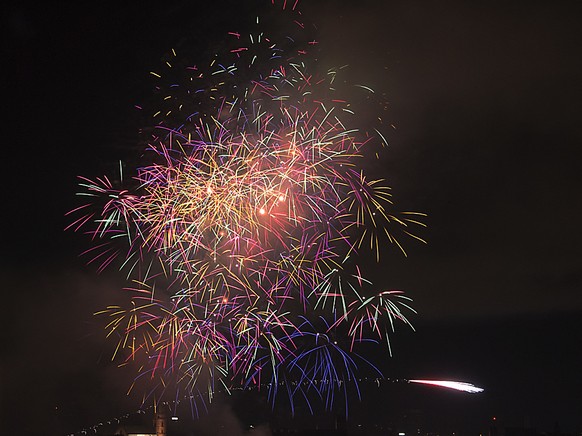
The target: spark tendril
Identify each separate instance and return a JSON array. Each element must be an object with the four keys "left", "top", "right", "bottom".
[{"left": 68, "top": 1, "right": 426, "bottom": 415}]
